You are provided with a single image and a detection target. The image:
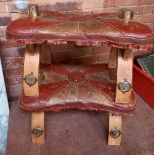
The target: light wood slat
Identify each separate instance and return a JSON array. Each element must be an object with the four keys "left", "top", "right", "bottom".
[
  {"left": 32, "top": 112, "right": 45, "bottom": 144},
  {"left": 24, "top": 44, "right": 40, "bottom": 96},
  {"left": 115, "top": 49, "right": 133, "bottom": 103},
  {"left": 108, "top": 113, "right": 122, "bottom": 145},
  {"left": 108, "top": 47, "right": 117, "bottom": 68},
  {"left": 108, "top": 47, "right": 117, "bottom": 81}
]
